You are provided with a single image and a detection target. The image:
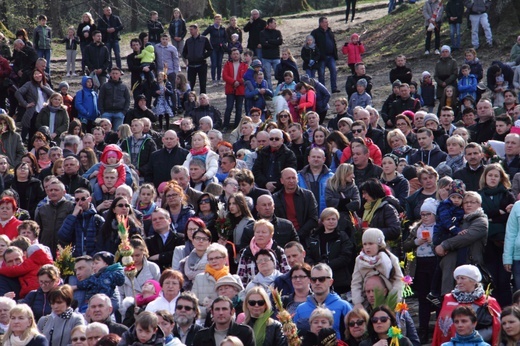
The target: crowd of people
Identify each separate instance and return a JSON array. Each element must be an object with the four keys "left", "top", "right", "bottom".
[{"left": 0, "top": 2, "right": 520, "bottom": 346}]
